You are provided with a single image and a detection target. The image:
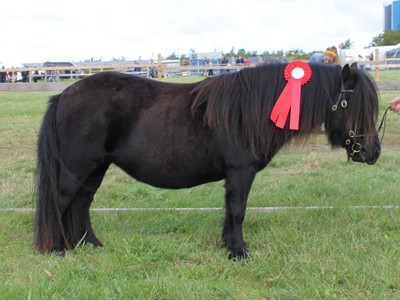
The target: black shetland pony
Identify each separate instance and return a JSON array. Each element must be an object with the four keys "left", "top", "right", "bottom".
[{"left": 35, "top": 63, "right": 380, "bottom": 259}]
